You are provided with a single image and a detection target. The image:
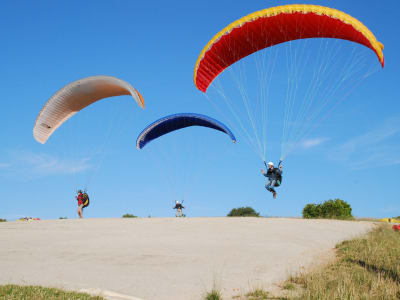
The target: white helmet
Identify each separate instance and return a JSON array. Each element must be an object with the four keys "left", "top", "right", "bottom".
[
  {"left": 176, "top": 200, "right": 180, "bottom": 204},
  {"left": 267, "top": 162, "right": 274, "bottom": 166}
]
